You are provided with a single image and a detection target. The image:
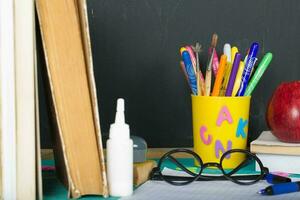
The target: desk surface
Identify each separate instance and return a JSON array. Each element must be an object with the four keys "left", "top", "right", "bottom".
[
  {"left": 43, "top": 158, "right": 299, "bottom": 199},
  {"left": 43, "top": 158, "right": 196, "bottom": 199},
  {"left": 42, "top": 160, "right": 117, "bottom": 200},
  {"left": 41, "top": 147, "right": 173, "bottom": 199}
]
